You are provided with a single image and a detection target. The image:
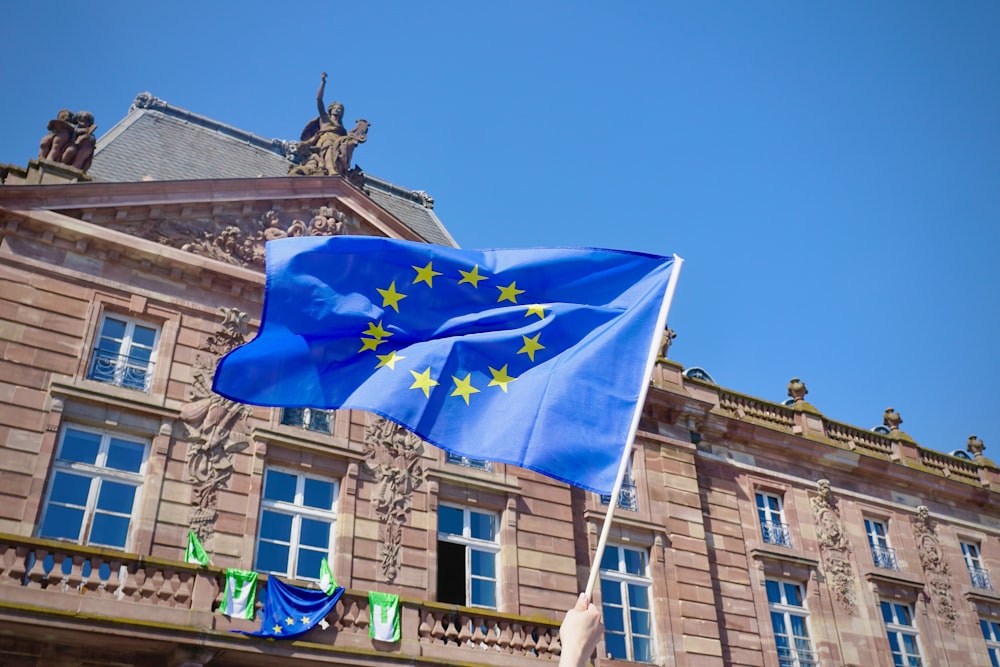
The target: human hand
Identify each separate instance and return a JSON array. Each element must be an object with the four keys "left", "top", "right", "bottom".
[{"left": 558, "top": 593, "right": 603, "bottom": 667}]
